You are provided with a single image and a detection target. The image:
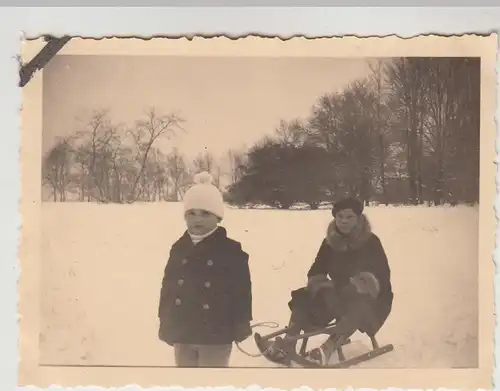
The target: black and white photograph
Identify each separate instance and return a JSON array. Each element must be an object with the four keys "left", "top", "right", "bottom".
[{"left": 18, "top": 35, "right": 497, "bottom": 389}]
